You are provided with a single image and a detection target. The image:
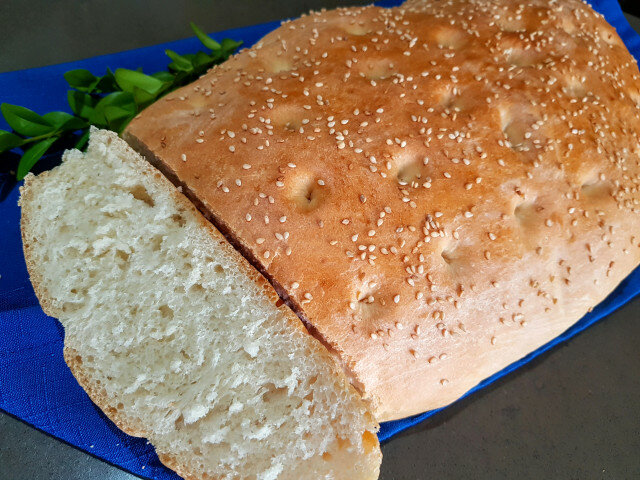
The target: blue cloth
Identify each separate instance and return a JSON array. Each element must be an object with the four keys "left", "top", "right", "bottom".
[{"left": 0, "top": 1, "right": 639, "bottom": 477}]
